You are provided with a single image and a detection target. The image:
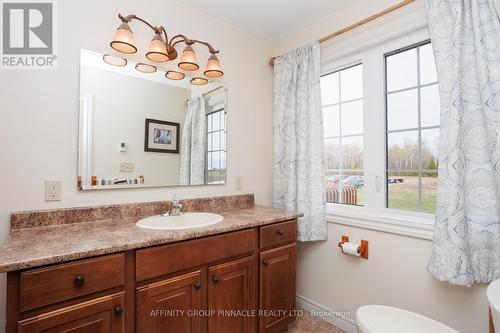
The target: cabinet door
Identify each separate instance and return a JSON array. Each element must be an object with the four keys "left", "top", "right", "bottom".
[
  {"left": 136, "top": 270, "right": 203, "bottom": 333},
  {"left": 259, "top": 243, "right": 296, "bottom": 333},
  {"left": 18, "top": 292, "right": 125, "bottom": 333},
  {"left": 208, "top": 256, "right": 256, "bottom": 333}
]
